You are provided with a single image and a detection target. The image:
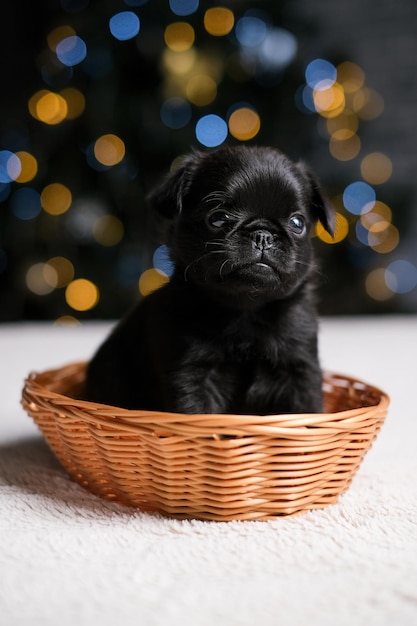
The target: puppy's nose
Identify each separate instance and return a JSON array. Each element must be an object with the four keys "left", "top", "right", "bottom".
[{"left": 251, "top": 230, "right": 274, "bottom": 250}]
